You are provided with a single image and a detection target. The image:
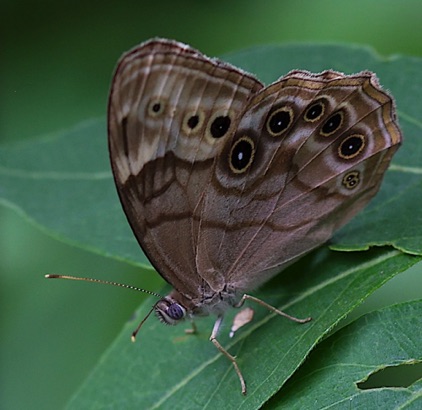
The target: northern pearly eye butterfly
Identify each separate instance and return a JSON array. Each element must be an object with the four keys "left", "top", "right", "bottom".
[{"left": 47, "top": 38, "right": 402, "bottom": 394}]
